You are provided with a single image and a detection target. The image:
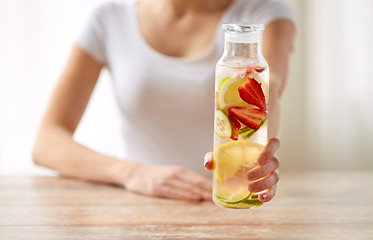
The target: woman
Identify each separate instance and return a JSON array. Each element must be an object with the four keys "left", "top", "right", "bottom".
[{"left": 33, "top": 0, "right": 295, "bottom": 202}]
